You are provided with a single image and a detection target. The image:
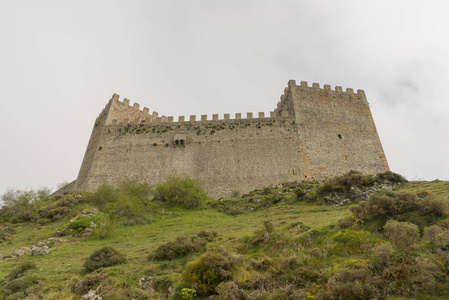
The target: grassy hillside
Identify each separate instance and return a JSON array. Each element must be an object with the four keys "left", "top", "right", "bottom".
[{"left": 1, "top": 172, "right": 449, "bottom": 299}]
